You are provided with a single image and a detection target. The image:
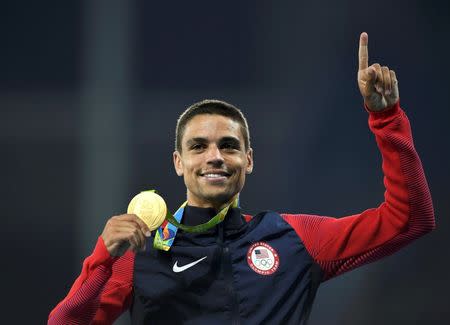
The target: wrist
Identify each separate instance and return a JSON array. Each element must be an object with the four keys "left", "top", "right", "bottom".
[{"left": 365, "top": 99, "right": 399, "bottom": 115}]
